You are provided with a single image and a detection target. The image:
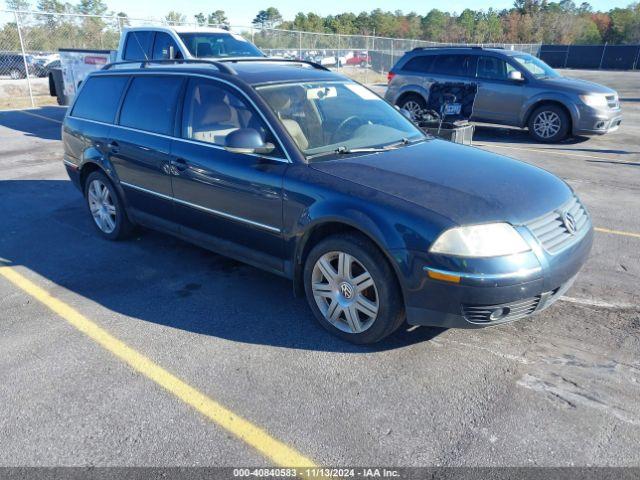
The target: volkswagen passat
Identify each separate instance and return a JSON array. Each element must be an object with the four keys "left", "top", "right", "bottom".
[{"left": 62, "top": 58, "right": 593, "bottom": 344}]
